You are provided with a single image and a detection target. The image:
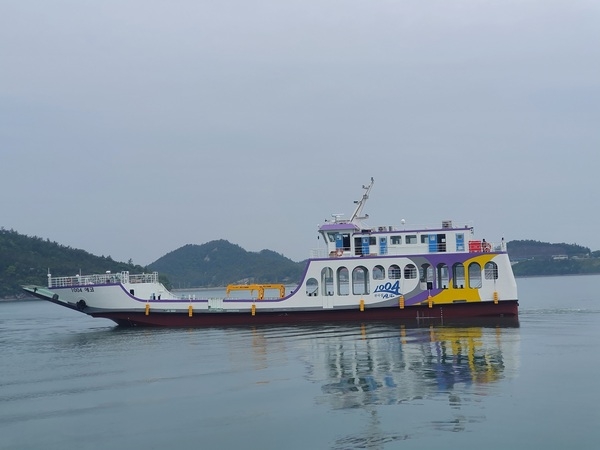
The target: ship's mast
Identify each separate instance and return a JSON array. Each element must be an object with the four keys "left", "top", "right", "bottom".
[{"left": 350, "top": 177, "right": 374, "bottom": 224}]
